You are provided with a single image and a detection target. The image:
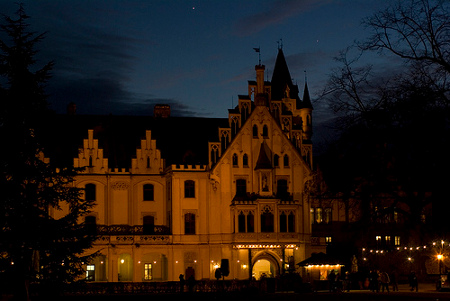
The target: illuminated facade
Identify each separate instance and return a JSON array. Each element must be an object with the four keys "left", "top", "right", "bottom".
[{"left": 49, "top": 48, "right": 327, "bottom": 282}]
